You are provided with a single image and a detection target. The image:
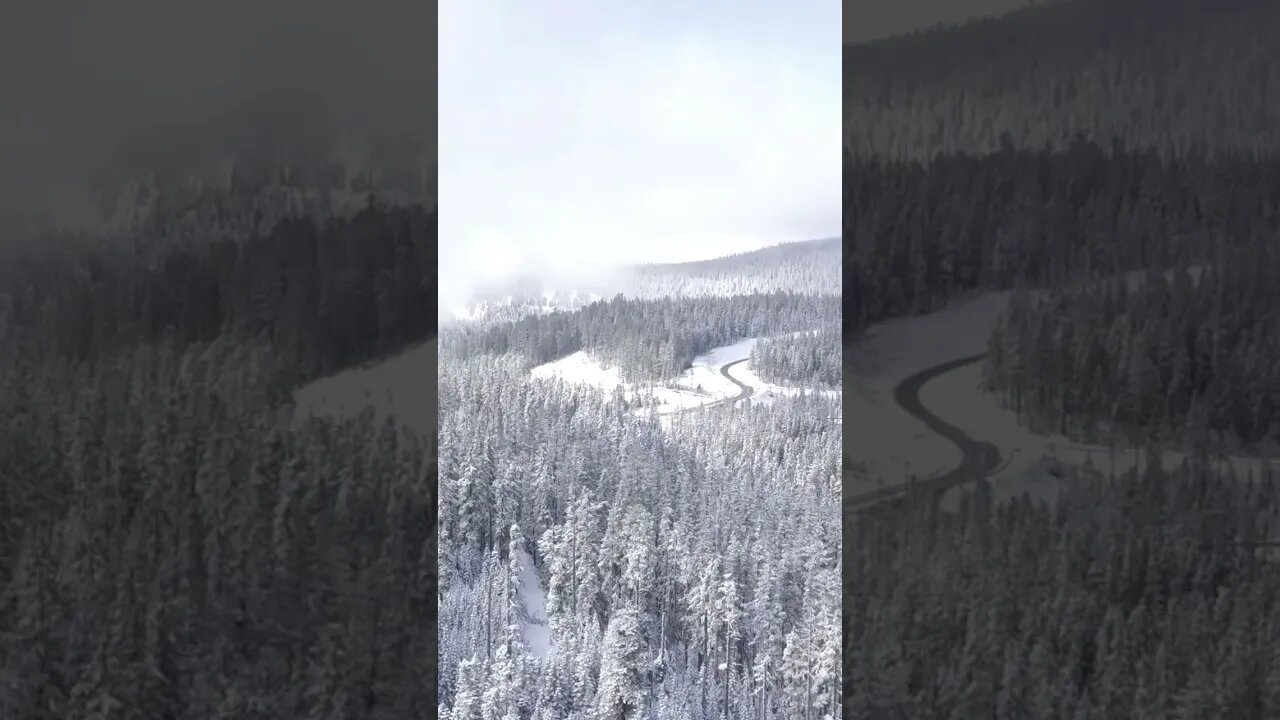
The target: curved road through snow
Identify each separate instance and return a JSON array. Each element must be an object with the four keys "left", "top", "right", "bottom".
[
  {"left": 847, "top": 354, "right": 1001, "bottom": 512},
  {"left": 658, "top": 357, "right": 755, "bottom": 416},
  {"left": 719, "top": 358, "right": 755, "bottom": 405}
]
